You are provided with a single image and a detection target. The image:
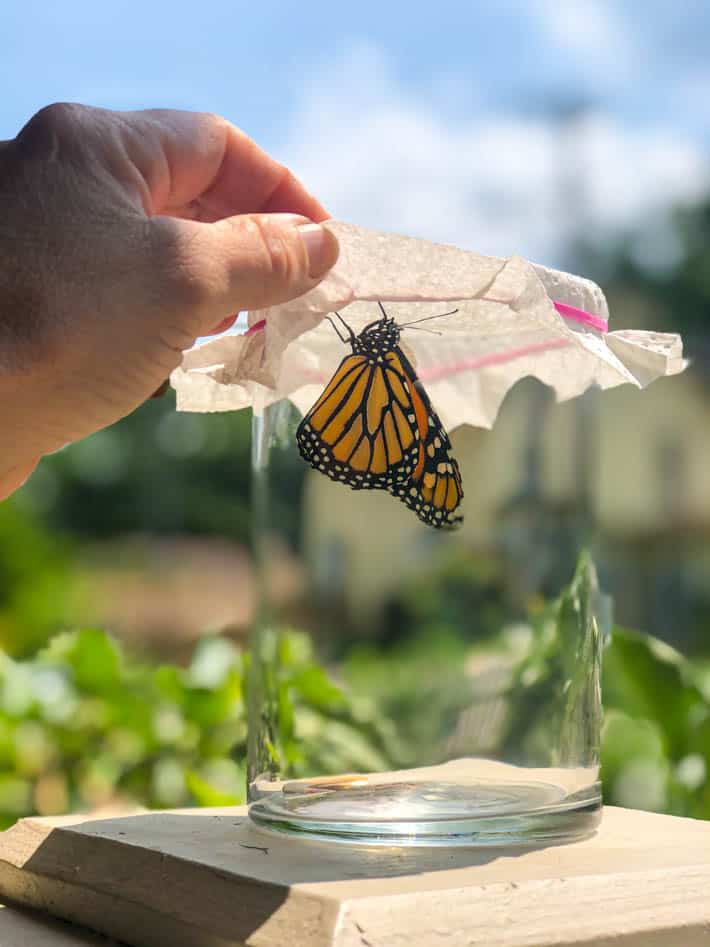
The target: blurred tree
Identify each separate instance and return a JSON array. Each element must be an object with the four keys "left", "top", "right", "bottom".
[
  {"left": 16, "top": 395, "right": 253, "bottom": 543},
  {"left": 582, "top": 198, "right": 710, "bottom": 347},
  {"left": 0, "top": 502, "right": 79, "bottom": 656}
]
